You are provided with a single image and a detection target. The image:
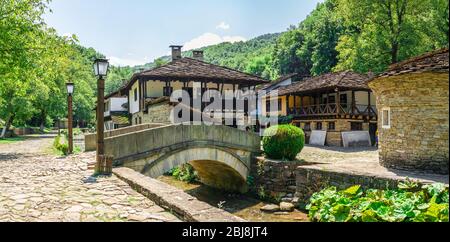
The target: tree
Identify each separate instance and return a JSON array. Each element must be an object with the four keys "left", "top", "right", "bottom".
[
  {"left": 105, "top": 66, "right": 134, "bottom": 95},
  {"left": 0, "top": 0, "right": 49, "bottom": 137},
  {"left": 334, "top": 0, "right": 449, "bottom": 73}
]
